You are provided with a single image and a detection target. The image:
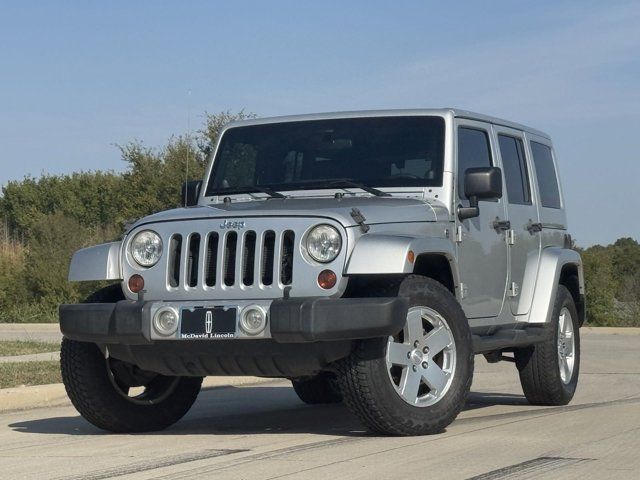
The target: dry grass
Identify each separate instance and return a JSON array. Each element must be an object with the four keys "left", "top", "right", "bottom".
[{"left": 0, "top": 361, "right": 61, "bottom": 389}]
